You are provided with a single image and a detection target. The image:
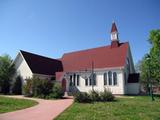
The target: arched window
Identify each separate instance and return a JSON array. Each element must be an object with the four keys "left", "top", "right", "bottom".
[
  {"left": 76, "top": 75, "right": 80, "bottom": 86},
  {"left": 89, "top": 77, "right": 92, "bottom": 86},
  {"left": 104, "top": 73, "right": 107, "bottom": 85},
  {"left": 69, "top": 75, "right": 72, "bottom": 86},
  {"left": 93, "top": 73, "right": 96, "bottom": 85},
  {"left": 113, "top": 72, "right": 117, "bottom": 85},
  {"left": 73, "top": 74, "right": 76, "bottom": 86},
  {"left": 85, "top": 78, "right": 88, "bottom": 86},
  {"left": 108, "top": 71, "right": 112, "bottom": 85}
]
